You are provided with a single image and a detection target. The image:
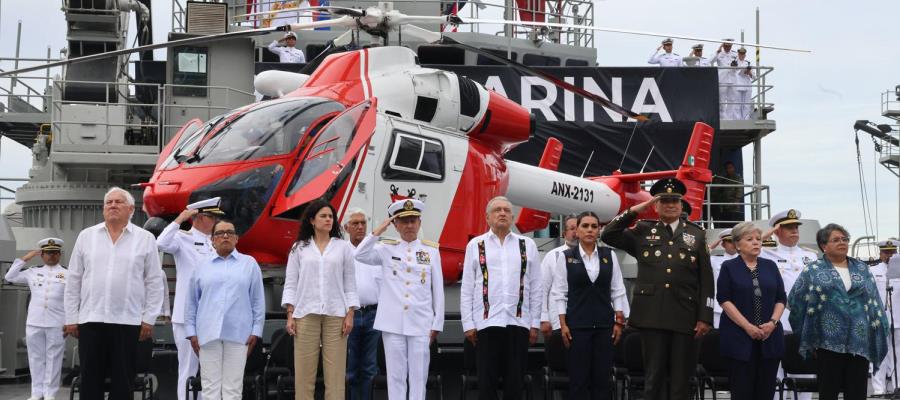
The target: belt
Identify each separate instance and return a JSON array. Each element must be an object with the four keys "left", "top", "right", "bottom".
[{"left": 359, "top": 304, "right": 378, "bottom": 312}]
